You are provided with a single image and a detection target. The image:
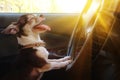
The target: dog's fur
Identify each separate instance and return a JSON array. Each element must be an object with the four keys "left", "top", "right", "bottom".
[{"left": 1, "top": 14, "right": 72, "bottom": 80}]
